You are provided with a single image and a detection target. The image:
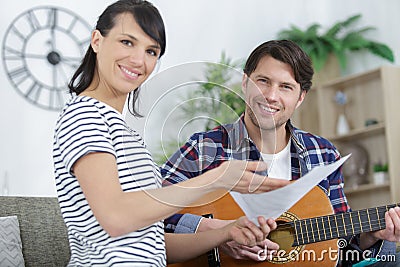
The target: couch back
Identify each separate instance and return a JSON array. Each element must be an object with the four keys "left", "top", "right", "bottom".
[{"left": 0, "top": 196, "right": 70, "bottom": 267}]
